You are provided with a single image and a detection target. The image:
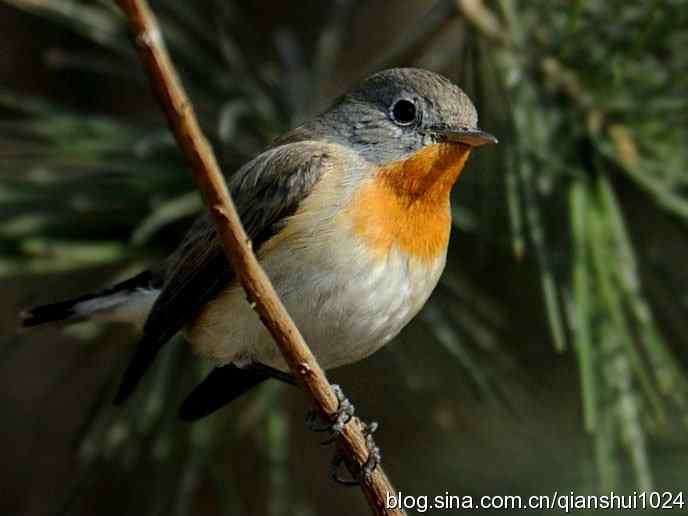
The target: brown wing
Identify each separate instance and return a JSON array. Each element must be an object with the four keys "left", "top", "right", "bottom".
[{"left": 114, "top": 142, "right": 332, "bottom": 403}]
